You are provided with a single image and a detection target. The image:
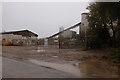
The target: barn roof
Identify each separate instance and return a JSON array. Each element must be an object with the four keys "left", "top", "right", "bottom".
[{"left": 1, "top": 30, "right": 38, "bottom": 37}]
